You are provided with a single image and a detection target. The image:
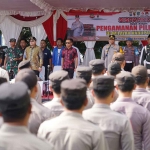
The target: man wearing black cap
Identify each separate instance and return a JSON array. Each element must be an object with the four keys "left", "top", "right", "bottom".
[
  {"left": 89, "top": 59, "right": 105, "bottom": 78},
  {"left": 43, "top": 70, "right": 69, "bottom": 117},
  {"left": 83, "top": 76, "right": 134, "bottom": 150},
  {"left": 123, "top": 38, "right": 139, "bottom": 72},
  {"left": 101, "top": 35, "right": 119, "bottom": 69},
  {"left": 111, "top": 72, "right": 150, "bottom": 150},
  {"left": 112, "top": 52, "right": 126, "bottom": 71},
  {"left": 0, "top": 82, "right": 54, "bottom": 150},
  {"left": 23, "top": 37, "right": 43, "bottom": 77},
  {"left": 15, "top": 69, "right": 52, "bottom": 135},
  {"left": 38, "top": 79, "right": 109, "bottom": 150},
  {"left": 76, "top": 66, "right": 94, "bottom": 109},
  {"left": 71, "top": 15, "right": 84, "bottom": 37},
  {"left": 4, "top": 38, "right": 23, "bottom": 79},
  {"left": 140, "top": 34, "right": 150, "bottom": 69},
  {"left": 132, "top": 65, "right": 150, "bottom": 111}
]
